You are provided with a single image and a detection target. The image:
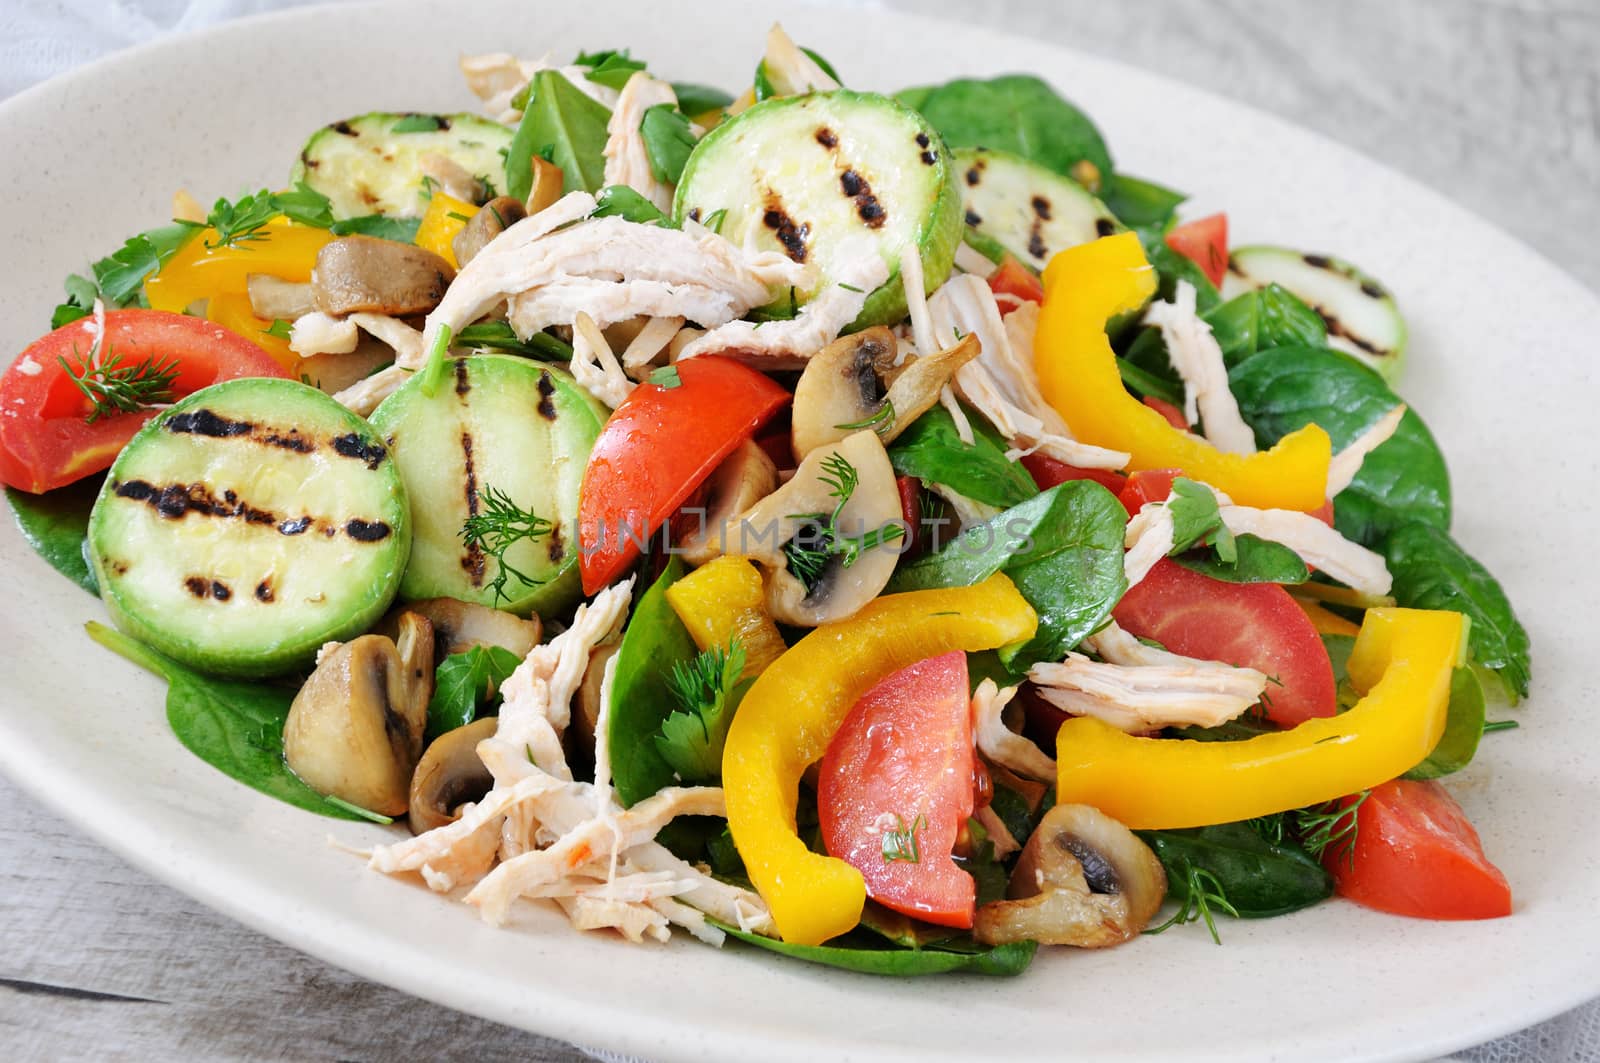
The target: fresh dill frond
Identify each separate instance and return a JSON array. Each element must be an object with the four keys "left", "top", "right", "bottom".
[
  {"left": 459, "top": 485, "right": 553, "bottom": 606},
  {"left": 1295, "top": 791, "right": 1369, "bottom": 868},
  {"left": 834, "top": 398, "right": 896, "bottom": 436},
  {"left": 779, "top": 452, "right": 905, "bottom": 592},
  {"left": 1145, "top": 860, "right": 1239, "bottom": 944},
  {"left": 57, "top": 338, "right": 180, "bottom": 424},
  {"left": 881, "top": 813, "right": 926, "bottom": 864},
  {"left": 657, "top": 638, "right": 747, "bottom": 782}
]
